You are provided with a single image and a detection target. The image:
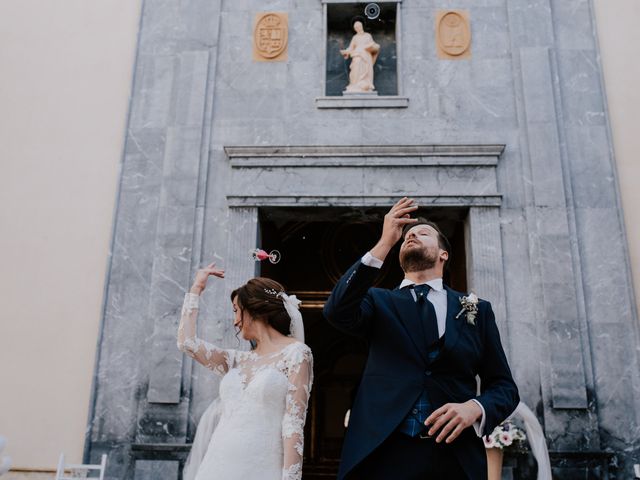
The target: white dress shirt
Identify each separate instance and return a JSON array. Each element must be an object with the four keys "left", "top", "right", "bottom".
[{"left": 361, "top": 251, "right": 487, "bottom": 436}]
